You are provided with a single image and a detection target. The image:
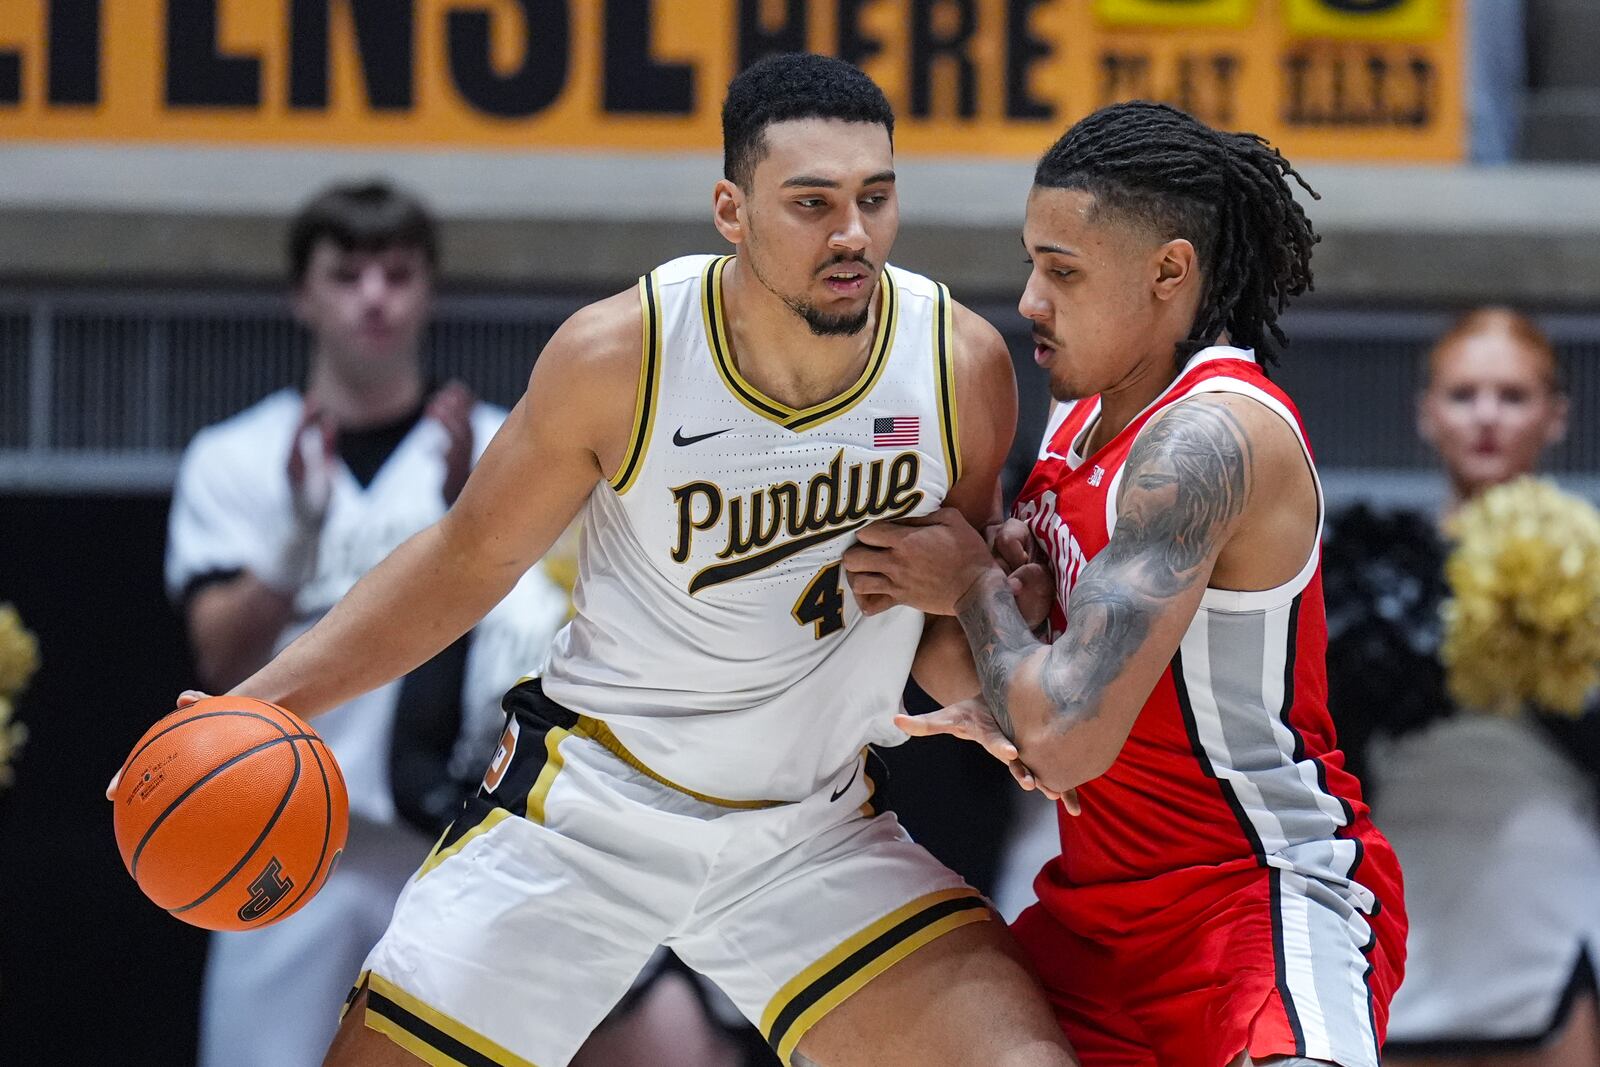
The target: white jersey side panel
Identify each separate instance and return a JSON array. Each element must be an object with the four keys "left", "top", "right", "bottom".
[{"left": 541, "top": 254, "right": 961, "bottom": 802}]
